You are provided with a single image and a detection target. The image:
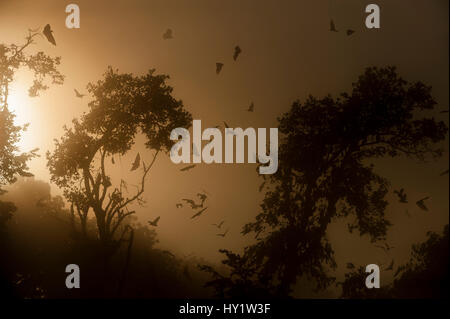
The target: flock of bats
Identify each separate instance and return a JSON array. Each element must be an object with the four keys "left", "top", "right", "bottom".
[
  {"left": 35, "top": 23, "right": 448, "bottom": 244},
  {"left": 369, "top": 174, "right": 448, "bottom": 276},
  {"left": 107, "top": 152, "right": 228, "bottom": 237},
  {"left": 148, "top": 191, "right": 230, "bottom": 238}
]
